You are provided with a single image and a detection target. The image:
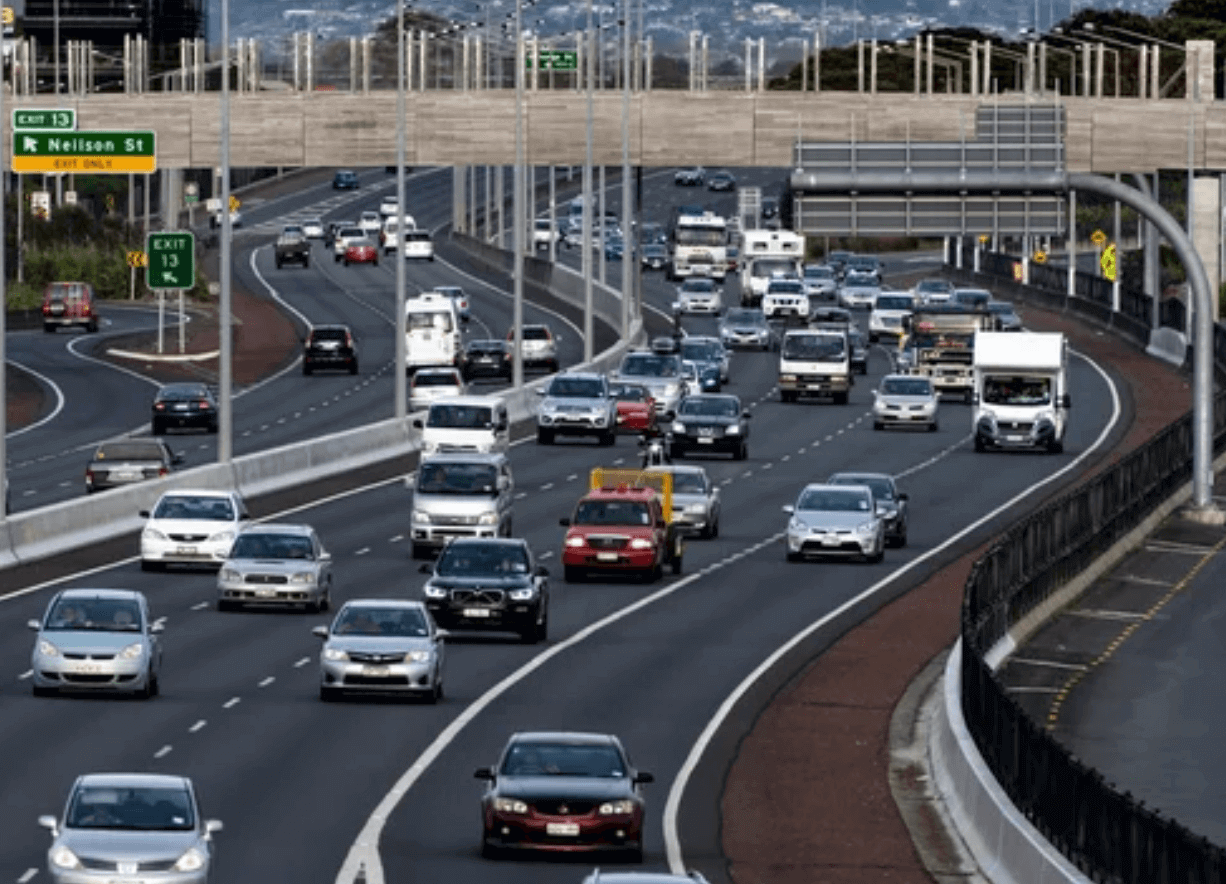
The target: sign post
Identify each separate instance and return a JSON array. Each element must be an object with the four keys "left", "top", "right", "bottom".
[{"left": 146, "top": 232, "right": 195, "bottom": 353}]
